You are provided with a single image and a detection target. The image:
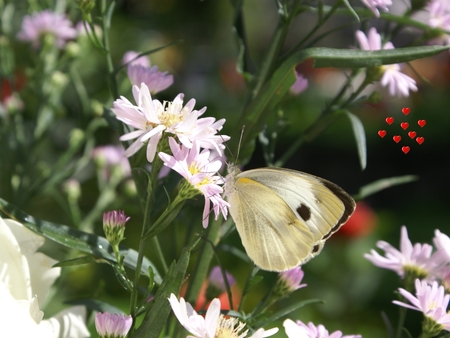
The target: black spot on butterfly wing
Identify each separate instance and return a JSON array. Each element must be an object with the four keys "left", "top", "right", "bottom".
[
  {"left": 311, "top": 244, "right": 320, "bottom": 253},
  {"left": 296, "top": 204, "right": 311, "bottom": 222}
]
